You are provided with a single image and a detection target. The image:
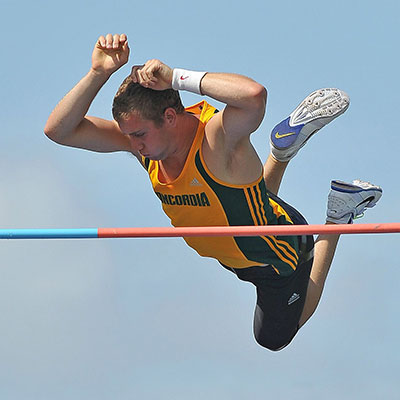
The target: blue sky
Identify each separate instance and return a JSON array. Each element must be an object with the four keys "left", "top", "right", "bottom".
[{"left": 1, "top": 0, "right": 399, "bottom": 398}]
